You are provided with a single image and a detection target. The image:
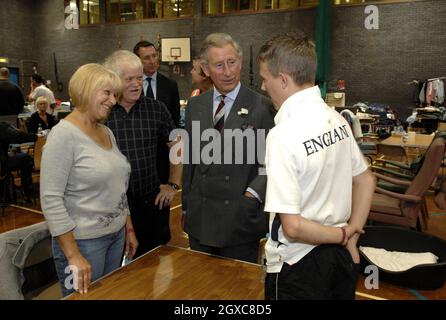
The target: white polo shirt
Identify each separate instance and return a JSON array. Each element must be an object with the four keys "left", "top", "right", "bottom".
[{"left": 264, "top": 86, "right": 368, "bottom": 273}]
